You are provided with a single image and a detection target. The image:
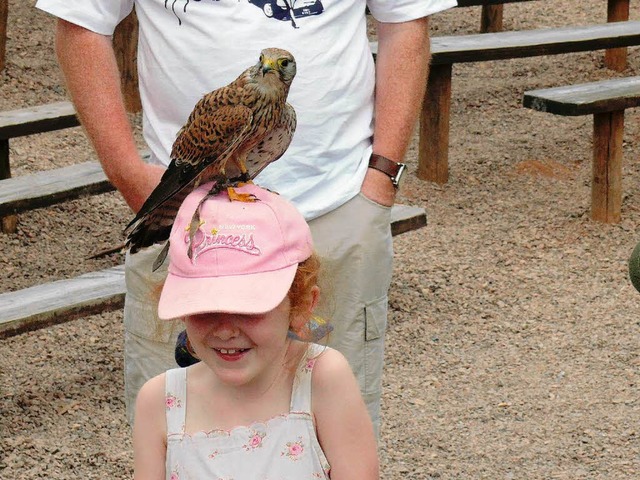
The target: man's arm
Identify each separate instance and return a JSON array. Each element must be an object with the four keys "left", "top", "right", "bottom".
[
  {"left": 361, "top": 17, "right": 430, "bottom": 206},
  {"left": 55, "top": 19, "right": 164, "bottom": 213}
]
